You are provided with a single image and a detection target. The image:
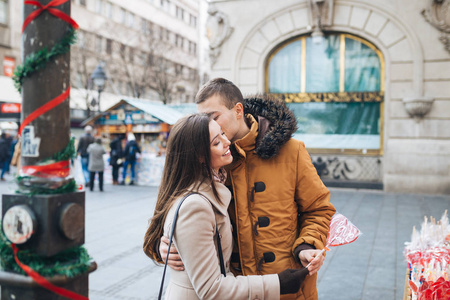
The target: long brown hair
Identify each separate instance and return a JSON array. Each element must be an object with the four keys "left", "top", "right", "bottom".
[{"left": 143, "top": 113, "right": 221, "bottom": 262}]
